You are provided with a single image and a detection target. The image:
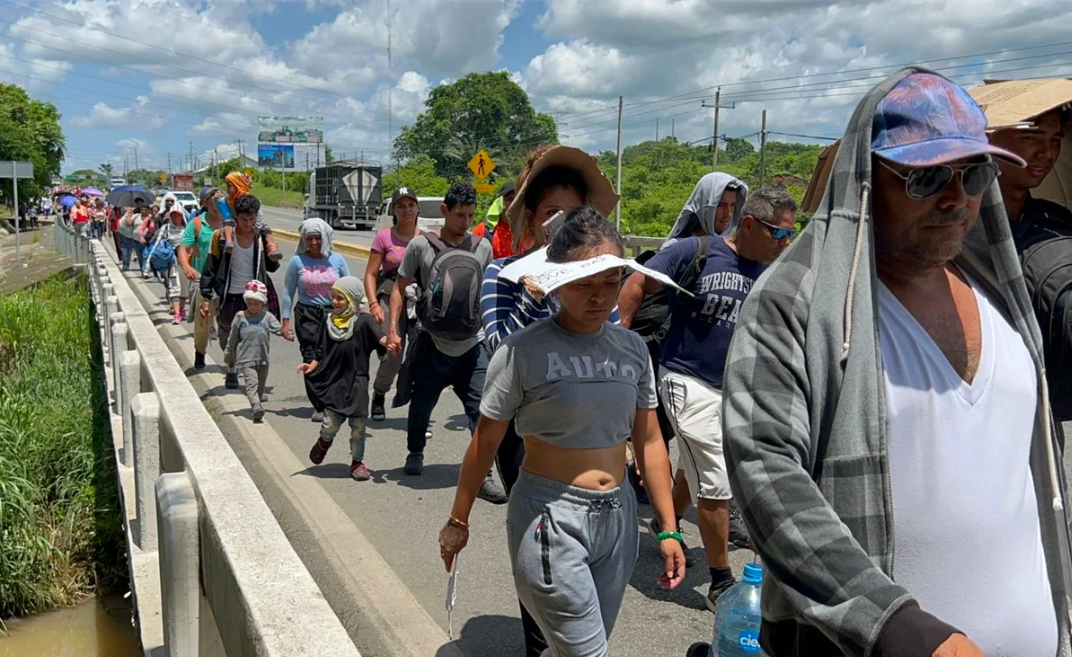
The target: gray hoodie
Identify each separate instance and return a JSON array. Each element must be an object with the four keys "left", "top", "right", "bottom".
[
  {"left": 723, "top": 67, "right": 1072, "bottom": 656},
  {"left": 662, "top": 172, "right": 747, "bottom": 248}
]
